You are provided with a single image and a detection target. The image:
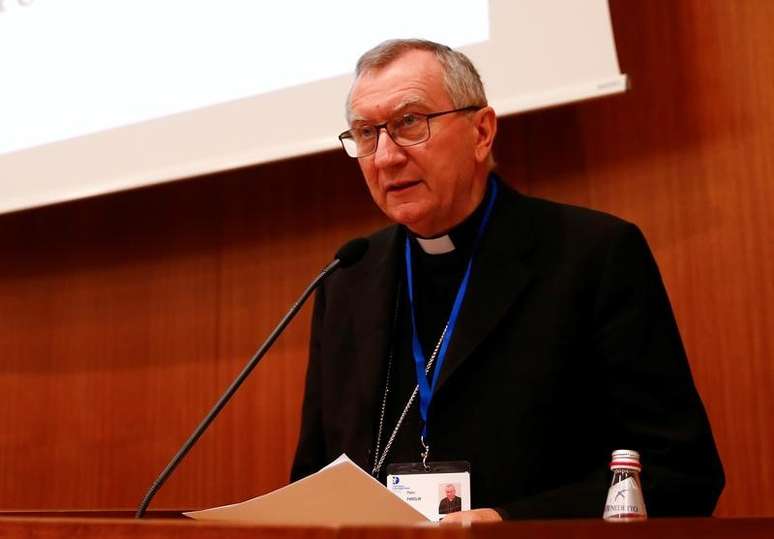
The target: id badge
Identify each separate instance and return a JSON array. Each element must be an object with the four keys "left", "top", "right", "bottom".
[{"left": 386, "top": 461, "right": 471, "bottom": 522}]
